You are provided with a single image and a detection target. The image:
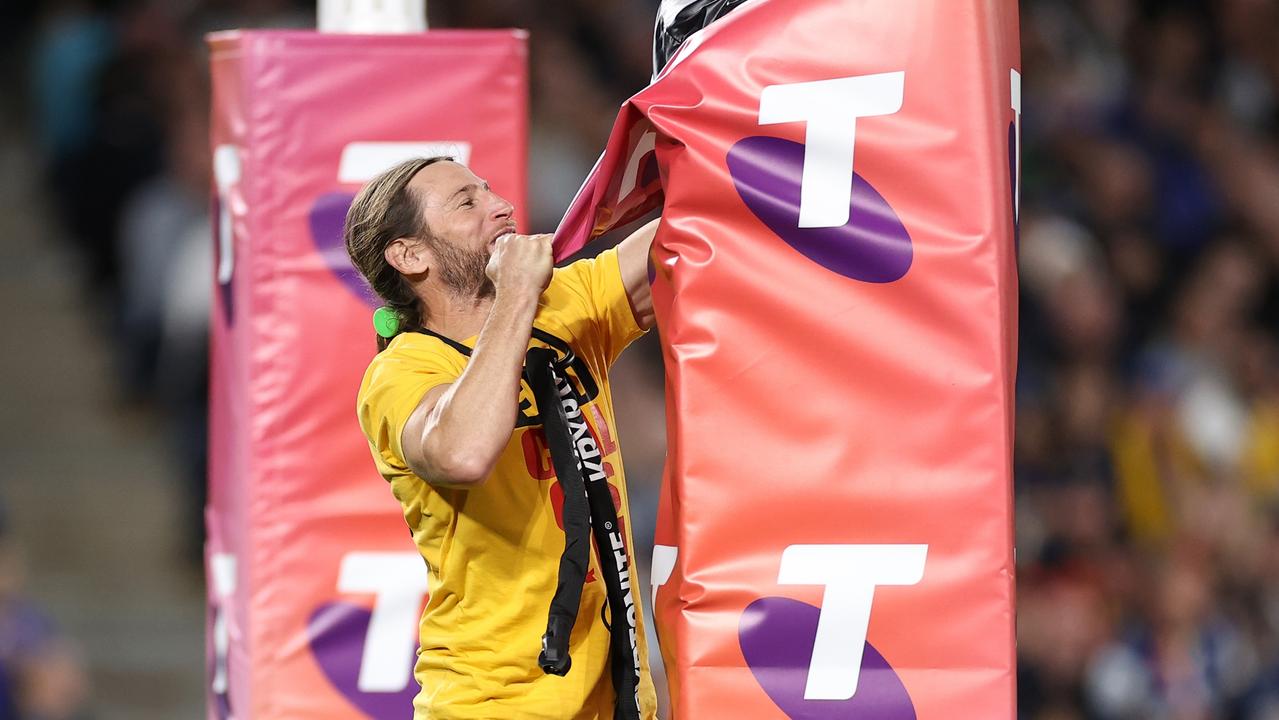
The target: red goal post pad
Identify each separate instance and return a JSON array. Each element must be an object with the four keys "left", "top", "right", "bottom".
[{"left": 555, "top": 1, "right": 1020, "bottom": 718}]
